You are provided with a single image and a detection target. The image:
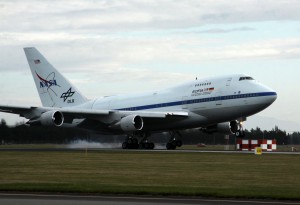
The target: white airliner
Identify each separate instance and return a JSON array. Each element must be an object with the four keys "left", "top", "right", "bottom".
[{"left": 0, "top": 47, "right": 277, "bottom": 149}]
